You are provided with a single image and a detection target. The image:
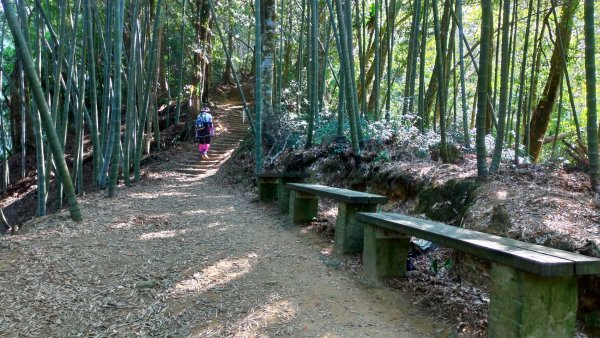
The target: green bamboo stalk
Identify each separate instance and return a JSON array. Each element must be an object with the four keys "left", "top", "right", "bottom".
[
  {"left": 504, "top": 0, "right": 518, "bottom": 146},
  {"left": 513, "top": 0, "right": 534, "bottom": 164},
  {"left": 276, "top": 0, "right": 285, "bottom": 115},
  {"left": 384, "top": 0, "right": 394, "bottom": 119},
  {"left": 343, "top": 0, "right": 363, "bottom": 145},
  {"left": 584, "top": 0, "right": 599, "bottom": 191},
  {"left": 550, "top": 77, "right": 564, "bottom": 160},
  {"left": 175, "top": 0, "right": 186, "bottom": 125},
  {"left": 31, "top": 9, "right": 46, "bottom": 215},
  {"left": 432, "top": 0, "right": 447, "bottom": 162},
  {"left": 108, "top": 0, "right": 125, "bottom": 197},
  {"left": 333, "top": 0, "right": 360, "bottom": 155},
  {"left": 402, "top": 0, "right": 421, "bottom": 117},
  {"left": 489, "top": 0, "right": 511, "bottom": 172},
  {"left": 342, "top": 0, "right": 364, "bottom": 147},
  {"left": 124, "top": 0, "right": 141, "bottom": 187},
  {"left": 0, "top": 20, "right": 7, "bottom": 195},
  {"left": 207, "top": 0, "right": 254, "bottom": 134},
  {"left": 1, "top": 0, "right": 82, "bottom": 221},
  {"left": 356, "top": 0, "right": 365, "bottom": 116},
  {"left": 255, "top": 0, "right": 264, "bottom": 173},
  {"left": 373, "top": 0, "right": 381, "bottom": 118},
  {"left": 476, "top": 0, "right": 492, "bottom": 176},
  {"left": 296, "top": 0, "right": 306, "bottom": 114},
  {"left": 456, "top": 0, "right": 469, "bottom": 147},
  {"left": 418, "top": 0, "right": 429, "bottom": 132},
  {"left": 100, "top": 0, "right": 114, "bottom": 174},
  {"left": 134, "top": 0, "right": 164, "bottom": 181},
  {"left": 306, "top": 0, "right": 318, "bottom": 147},
  {"left": 325, "top": 0, "right": 345, "bottom": 143},
  {"left": 491, "top": 0, "right": 502, "bottom": 111},
  {"left": 84, "top": 0, "right": 102, "bottom": 183},
  {"left": 74, "top": 50, "right": 86, "bottom": 195},
  {"left": 524, "top": 0, "right": 543, "bottom": 159}
]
